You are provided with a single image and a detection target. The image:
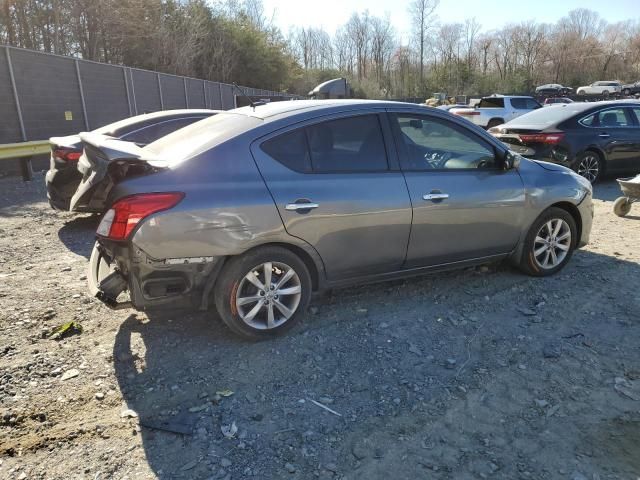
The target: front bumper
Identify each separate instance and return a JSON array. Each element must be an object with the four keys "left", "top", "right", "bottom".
[{"left": 88, "top": 241, "right": 224, "bottom": 312}]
